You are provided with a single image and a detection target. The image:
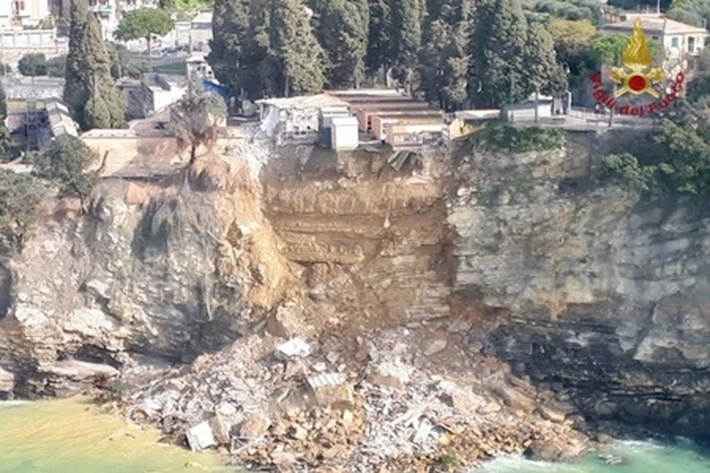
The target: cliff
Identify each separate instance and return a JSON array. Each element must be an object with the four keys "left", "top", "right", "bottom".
[
  {"left": 1, "top": 128, "right": 709, "bottom": 469},
  {"left": 448, "top": 129, "right": 710, "bottom": 445}
]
